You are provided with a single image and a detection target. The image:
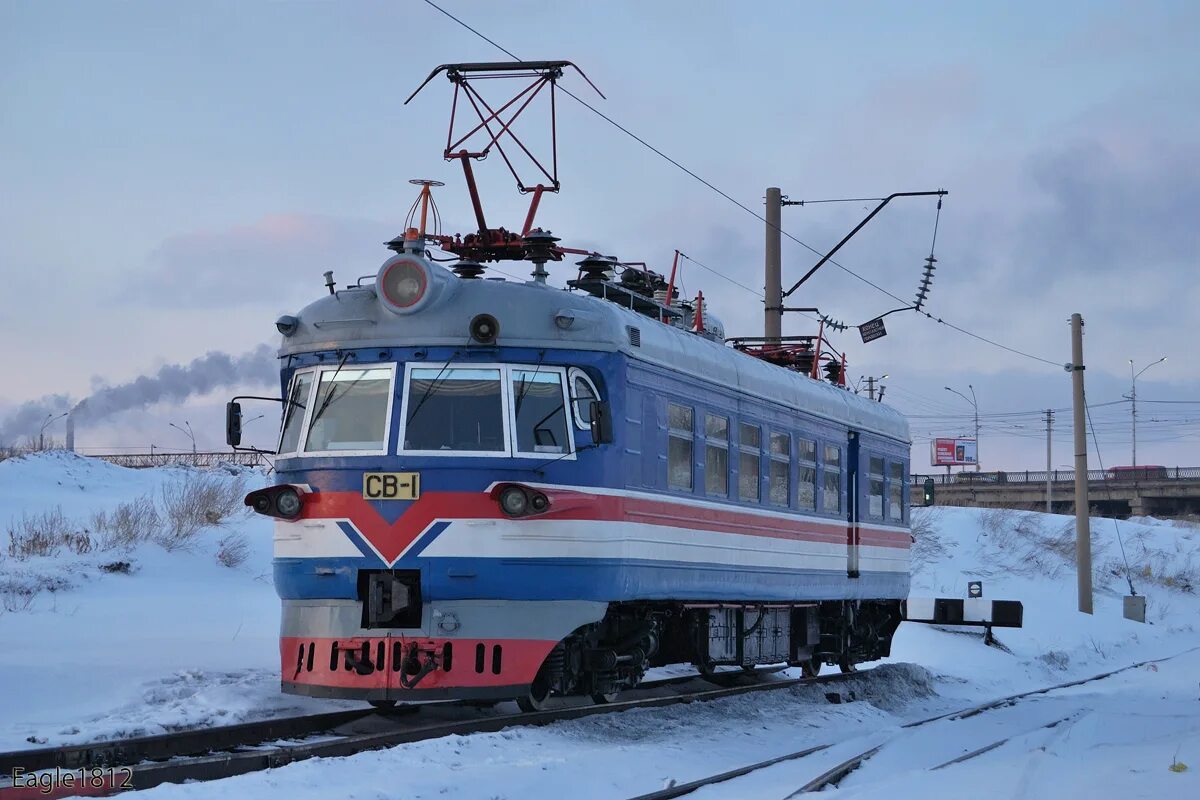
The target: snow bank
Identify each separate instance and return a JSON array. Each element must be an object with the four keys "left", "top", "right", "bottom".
[{"left": 0, "top": 453, "right": 339, "bottom": 750}]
